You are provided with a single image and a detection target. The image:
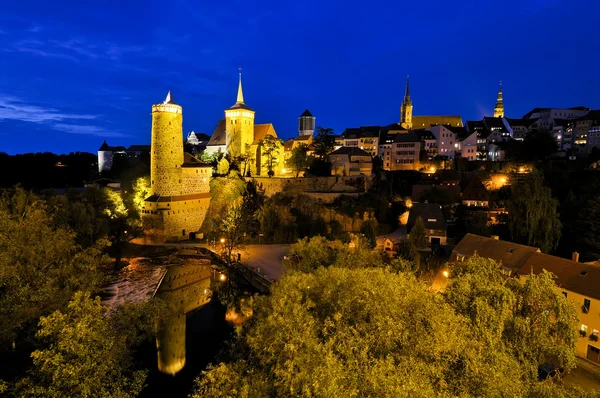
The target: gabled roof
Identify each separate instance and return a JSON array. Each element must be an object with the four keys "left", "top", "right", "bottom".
[
  {"left": 505, "top": 118, "right": 538, "bottom": 128},
  {"left": 284, "top": 139, "right": 295, "bottom": 151},
  {"left": 407, "top": 203, "right": 447, "bottom": 232},
  {"left": 393, "top": 131, "right": 420, "bottom": 143},
  {"left": 207, "top": 119, "right": 226, "bottom": 146},
  {"left": 451, "top": 234, "right": 540, "bottom": 272},
  {"left": 341, "top": 126, "right": 381, "bottom": 139},
  {"left": 414, "top": 129, "right": 436, "bottom": 141},
  {"left": 330, "top": 146, "right": 372, "bottom": 157},
  {"left": 411, "top": 184, "right": 461, "bottom": 204},
  {"left": 98, "top": 140, "right": 126, "bottom": 152},
  {"left": 520, "top": 253, "right": 600, "bottom": 300},
  {"left": 444, "top": 125, "right": 469, "bottom": 140},
  {"left": 461, "top": 177, "right": 489, "bottom": 202},
  {"left": 381, "top": 123, "right": 407, "bottom": 133},
  {"left": 483, "top": 117, "right": 506, "bottom": 129},
  {"left": 182, "top": 153, "right": 212, "bottom": 168},
  {"left": 300, "top": 109, "right": 313, "bottom": 117},
  {"left": 254, "top": 124, "right": 277, "bottom": 145}
]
